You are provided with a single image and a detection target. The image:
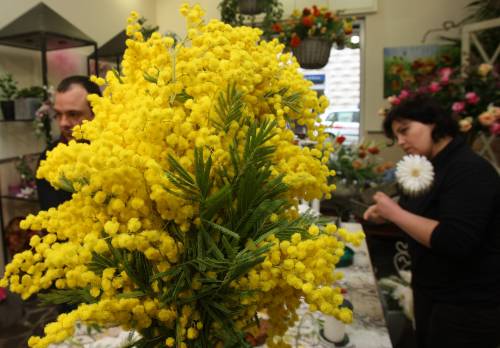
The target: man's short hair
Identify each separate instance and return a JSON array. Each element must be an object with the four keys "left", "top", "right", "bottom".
[{"left": 56, "top": 75, "right": 102, "bottom": 97}]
